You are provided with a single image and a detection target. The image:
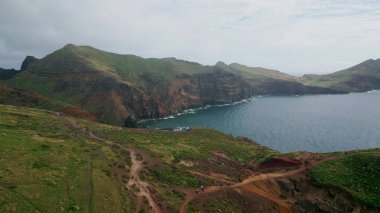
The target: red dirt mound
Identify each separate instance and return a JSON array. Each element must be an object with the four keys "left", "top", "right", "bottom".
[{"left": 259, "top": 157, "right": 300, "bottom": 169}]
